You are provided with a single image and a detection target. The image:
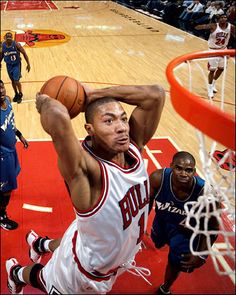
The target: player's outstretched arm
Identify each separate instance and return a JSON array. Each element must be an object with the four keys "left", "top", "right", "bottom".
[
  {"left": 195, "top": 23, "right": 216, "bottom": 31},
  {"left": 16, "top": 42, "right": 31, "bottom": 72},
  {"left": 148, "top": 169, "right": 163, "bottom": 214}
]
